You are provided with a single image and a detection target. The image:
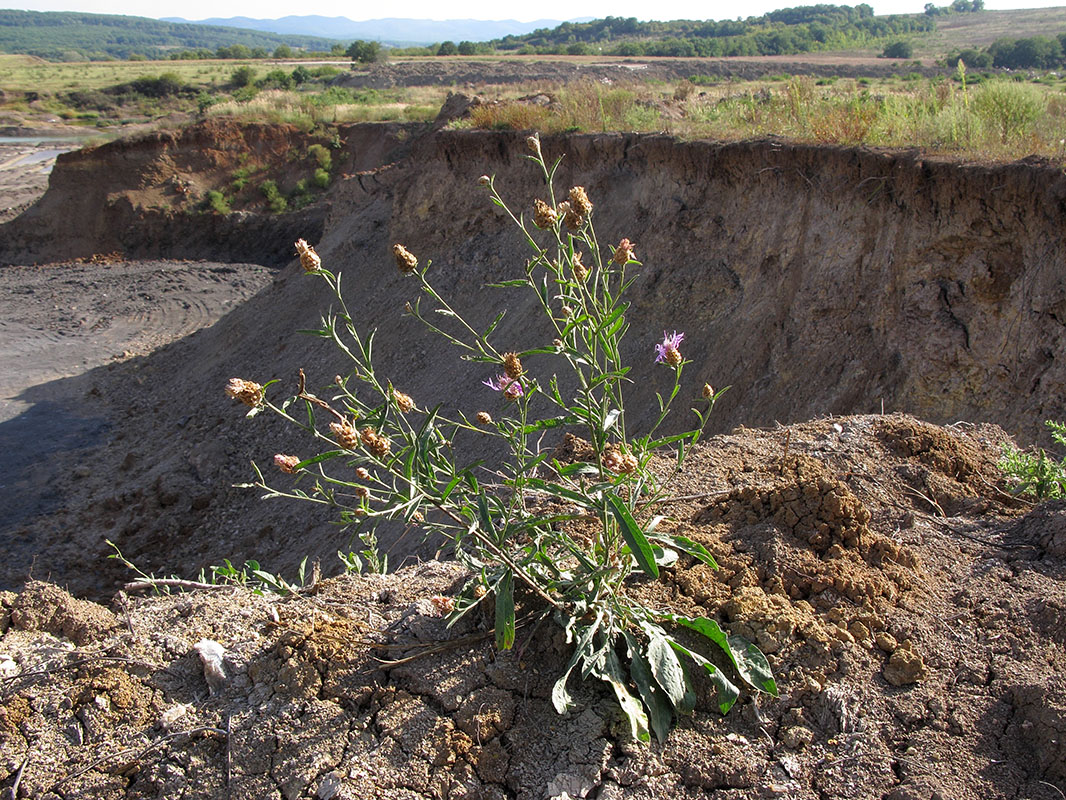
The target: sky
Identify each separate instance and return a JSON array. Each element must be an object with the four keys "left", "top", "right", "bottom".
[{"left": 8, "top": 0, "right": 1064, "bottom": 23}]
